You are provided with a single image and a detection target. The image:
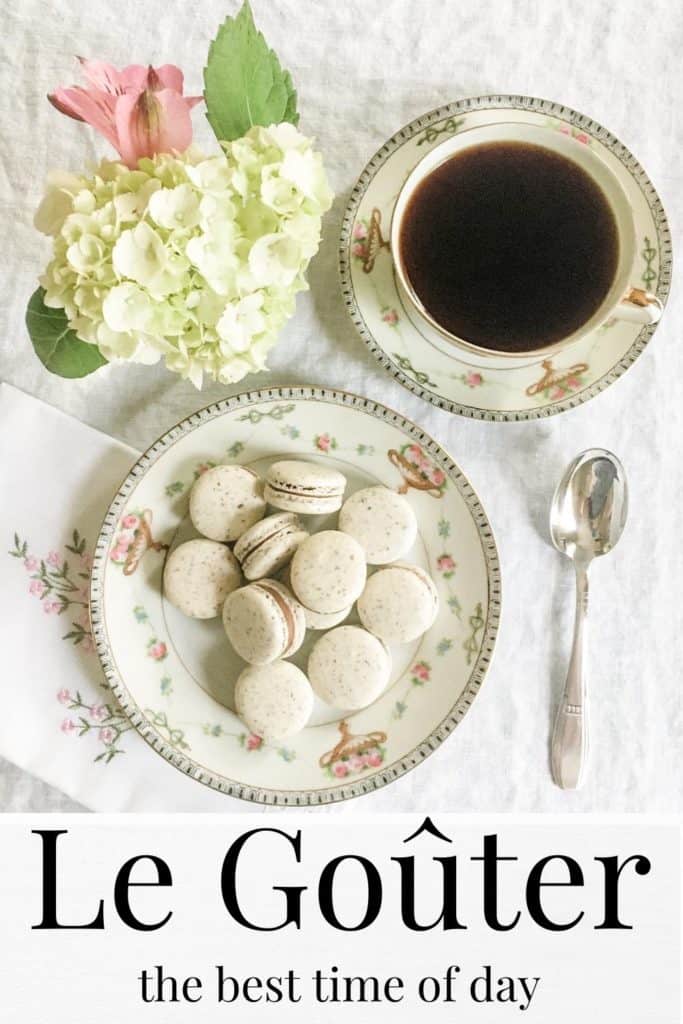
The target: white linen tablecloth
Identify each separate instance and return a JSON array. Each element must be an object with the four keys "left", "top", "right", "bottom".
[{"left": 0, "top": 0, "right": 681, "bottom": 812}]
